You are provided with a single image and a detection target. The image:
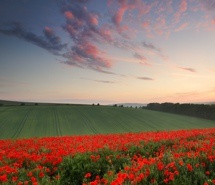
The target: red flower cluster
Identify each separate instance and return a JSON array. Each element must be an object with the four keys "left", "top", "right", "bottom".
[{"left": 1, "top": 128, "right": 215, "bottom": 184}]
